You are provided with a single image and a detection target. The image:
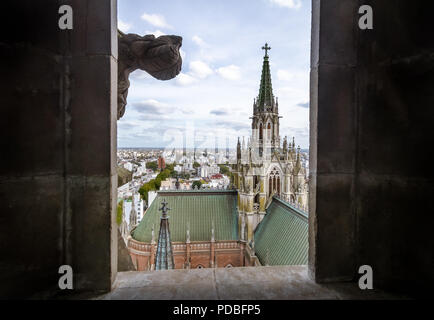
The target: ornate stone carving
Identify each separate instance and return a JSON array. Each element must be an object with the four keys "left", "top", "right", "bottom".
[{"left": 118, "top": 30, "right": 183, "bottom": 119}]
